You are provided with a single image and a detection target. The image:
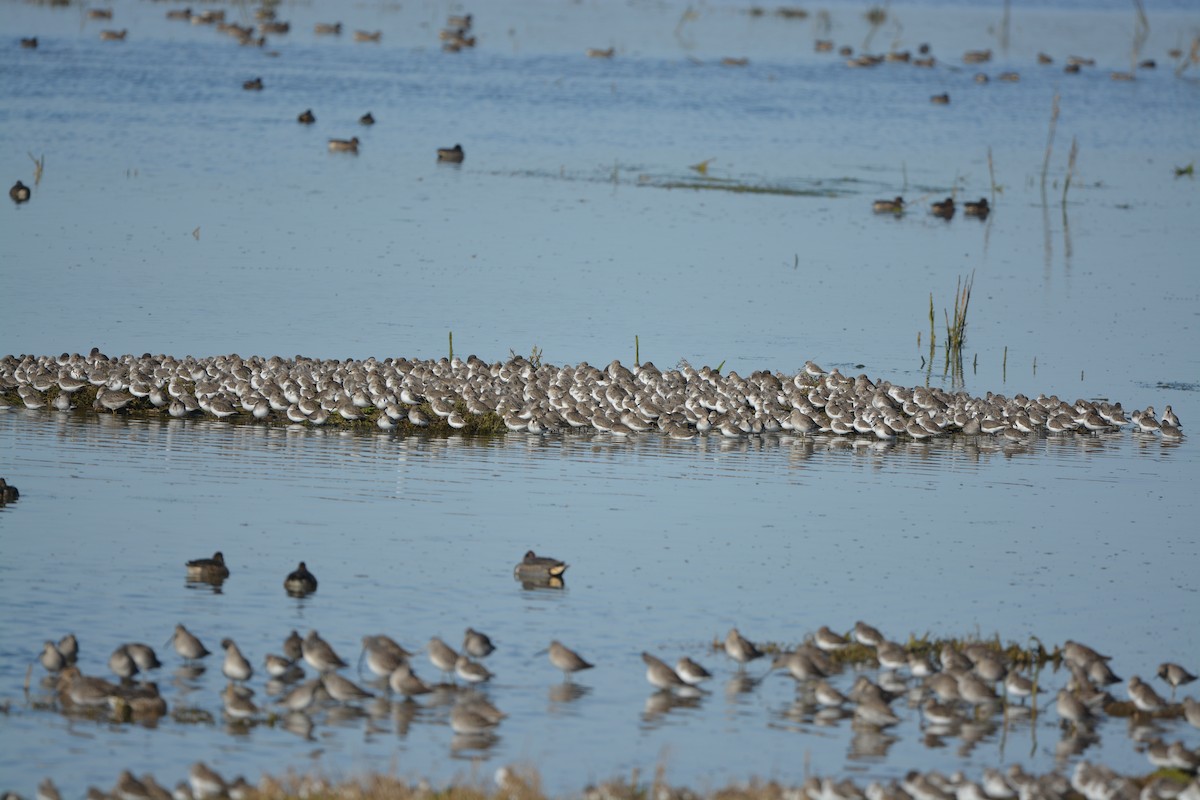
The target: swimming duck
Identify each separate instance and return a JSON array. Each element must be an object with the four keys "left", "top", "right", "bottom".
[
  {"left": 313, "top": 22, "right": 342, "bottom": 35},
  {"left": 931, "top": 197, "right": 955, "bottom": 218},
  {"left": 328, "top": 136, "right": 360, "bottom": 153},
  {"left": 89, "top": 9, "right": 114, "bottom": 19},
  {"left": 930, "top": 92, "right": 950, "bottom": 105},
  {"left": 21, "top": 37, "right": 39, "bottom": 48},
  {"left": 186, "top": 551, "right": 230, "bottom": 581},
  {"left": 0, "top": 477, "right": 19, "bottom": 503},
  {"left": 963, "top": 198, "right": 989, "bottom": 218},
  {"left": 586, "top": 47, "right": 615, "bottom": 59},
  {"left": 10, "top": 181, "right": 31, "bottom": 203},
  {"left": 447, "top": 14, "right": 472, "bottom": 29},
  {"left": 354, "top": 30, "right": 382, "bottom": 42},
  {"left": 243, "top": 77, "right": 263, "bottom": 91},
  {"left": 872, "top": 196, "right": 904, "bottom": 214},
  {"left": 297, "top": 109, "right": 316, "bottom": 124},
  {"left": 514, "top": 550, "right": 568, "bottom": 579},
  {"left": 359, "top": 112, "right": 375, "bottom": 125},
  {"left": 99, "top": 29, "right": 127, "bottom": 41},
  {"left": 284, "top": 561, "right": 318, "bottom": 595},
  {"left": 437, "top": 144, "right": 465, "bottom": 163}
]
